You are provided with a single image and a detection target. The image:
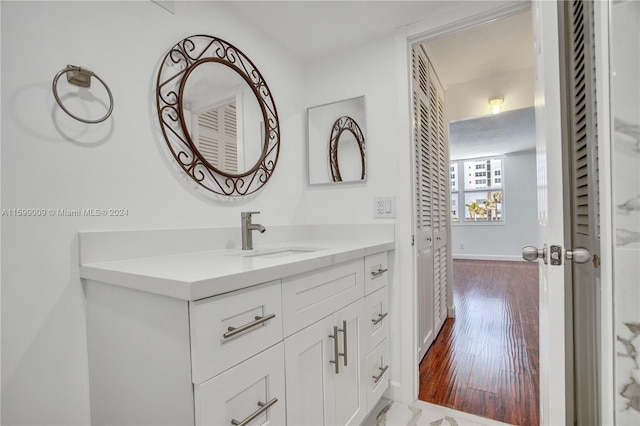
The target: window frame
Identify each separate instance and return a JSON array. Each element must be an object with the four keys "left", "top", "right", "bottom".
[{"left": 450, "top": 155, "right": 505, "bottom": 226}]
